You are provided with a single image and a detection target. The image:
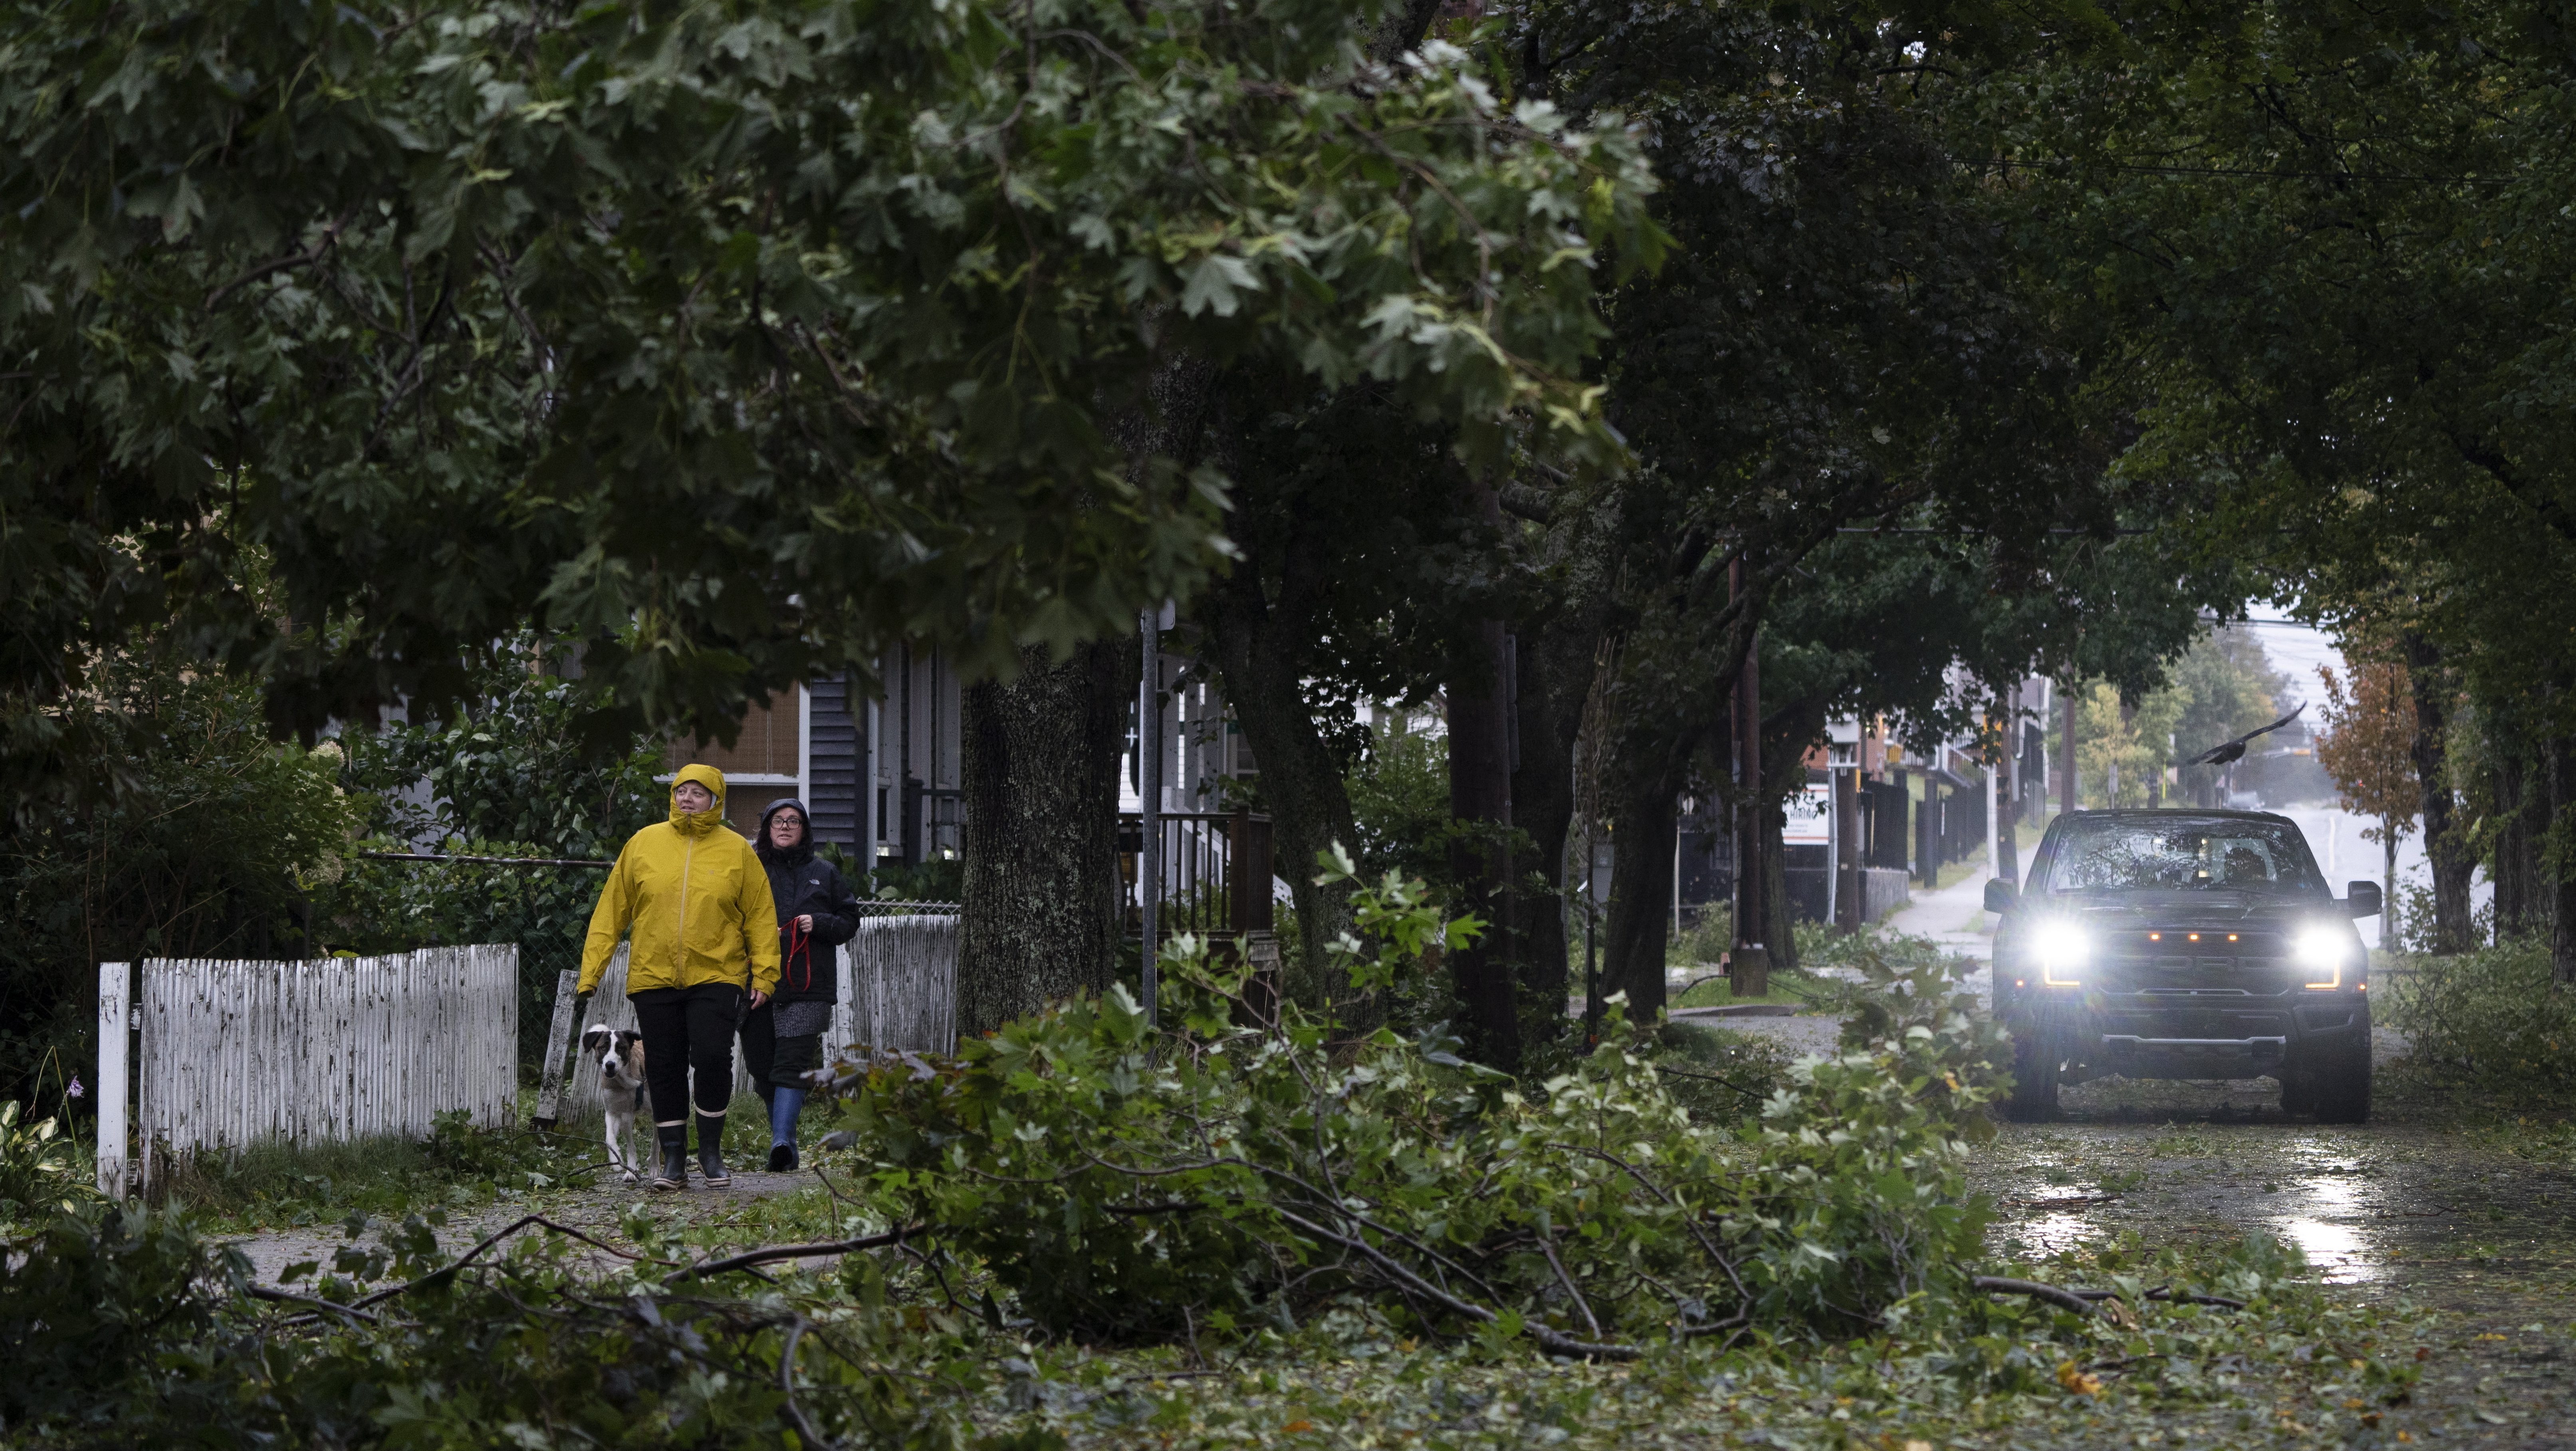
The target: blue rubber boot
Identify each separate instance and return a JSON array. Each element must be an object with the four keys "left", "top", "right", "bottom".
[{"left": 767, "top": 1088, "right": 806, "bottom": 1171}]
